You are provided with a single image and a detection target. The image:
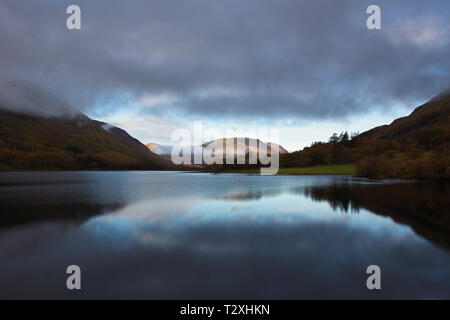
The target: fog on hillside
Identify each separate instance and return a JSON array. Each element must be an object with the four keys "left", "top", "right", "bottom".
[{"left": 0, "top": 80, "right": 81, "bottom": 118}]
